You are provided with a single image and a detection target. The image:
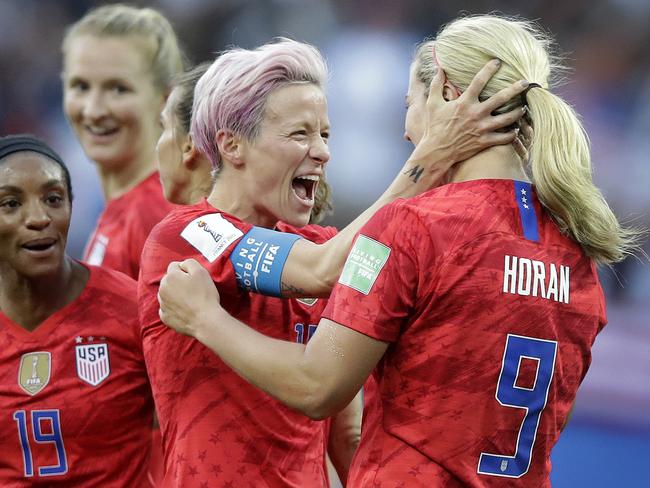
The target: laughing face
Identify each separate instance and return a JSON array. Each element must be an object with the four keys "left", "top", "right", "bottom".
[
  {"left": 62, "top": 35, "right": 165, "bottom": 171},
  {"left": 0, "top": 152, "right": 71, "bottom": 278},
  {"left": 237, "top": 83, "right": 330, "bottom": 228}
]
